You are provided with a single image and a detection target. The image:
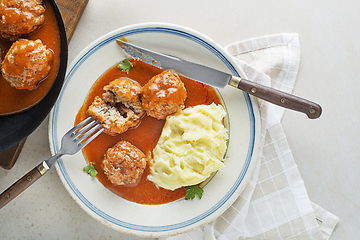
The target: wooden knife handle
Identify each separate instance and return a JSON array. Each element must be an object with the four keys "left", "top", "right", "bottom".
[
  {"left": 231, "top": 76, "right": 322, "bottom": 119},
  {"left": 0, "top": 162, "right": 49, "bottom": 209}
]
